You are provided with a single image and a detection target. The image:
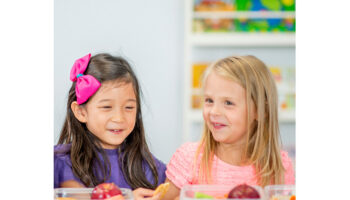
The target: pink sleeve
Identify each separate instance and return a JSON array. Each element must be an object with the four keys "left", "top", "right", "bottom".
[
  {"left": 281, "top": 151, "right": 295, "bottom": 184},
  {"left": 166, "top": 142, "right": 196, "bottom": 188}
]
